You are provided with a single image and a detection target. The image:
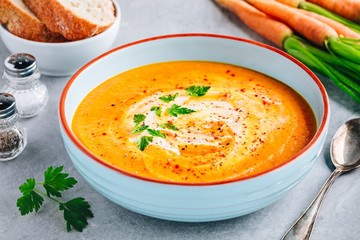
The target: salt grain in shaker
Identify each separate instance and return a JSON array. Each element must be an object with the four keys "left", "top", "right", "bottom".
[
  {"left": 0, "top": 93, "right": 27, "bottom": 161},
  {"left": 1, "top": 53, "right": 49, "bottom": 118}
]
